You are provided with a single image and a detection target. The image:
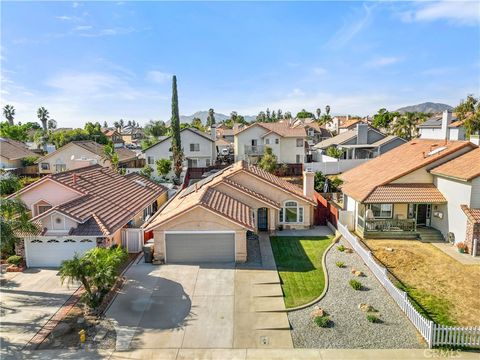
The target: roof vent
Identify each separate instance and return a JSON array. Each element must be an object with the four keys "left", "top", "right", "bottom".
[
  {"left": 134, "top": 179, "right": 146, "bottom": 187},
  {"left": 427, "top": 146, "right": 447, "bottom": 157}
]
